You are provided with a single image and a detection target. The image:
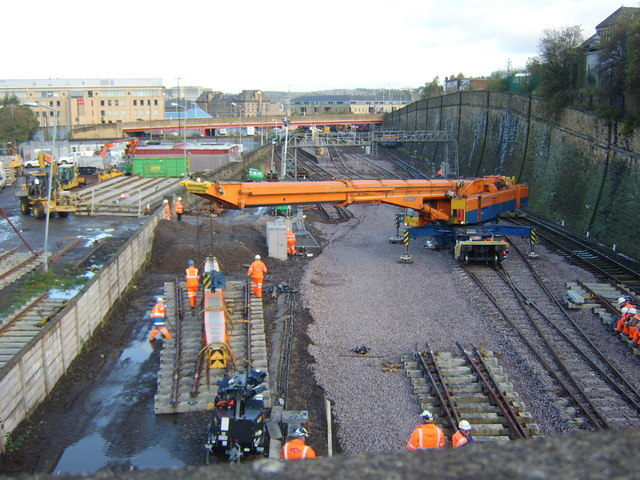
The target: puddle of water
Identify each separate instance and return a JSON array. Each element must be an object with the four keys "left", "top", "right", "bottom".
[
  {"left": 53, "top": 433, "right": 109, "bottom": 475},
  {"left": 131, "top": 445, "right": 184, "bottom": 470},
  {"left": 82, "top": 228, "right": 115, "bottom": 247},
  {"left": 48, "top": 272, "right": 93, "bottom": 300}
]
